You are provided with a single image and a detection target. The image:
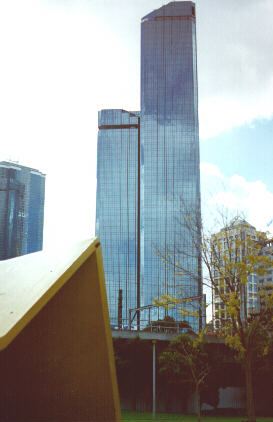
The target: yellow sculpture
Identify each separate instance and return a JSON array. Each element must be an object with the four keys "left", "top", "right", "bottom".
[{"left": 0, "top": 238, "right": 120, "bottom": 422}]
